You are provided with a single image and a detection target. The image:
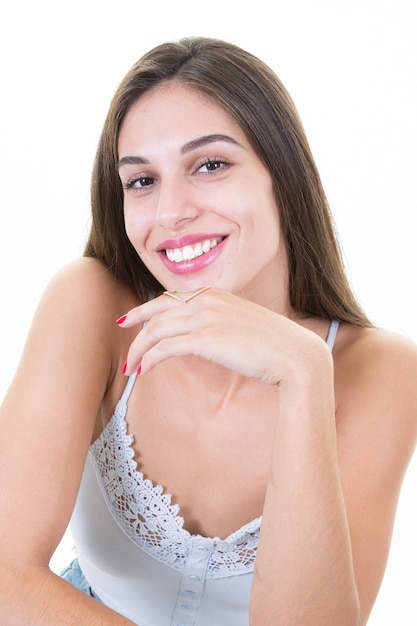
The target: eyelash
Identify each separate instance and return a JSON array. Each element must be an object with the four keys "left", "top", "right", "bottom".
[
  {"left": 195, "top": 157, "right": 230, "bottom": 175},
  {"left": 123, "top": 176, "right": 155, "bottom": 191},
  {"left": 122, "top": 157, "right": 230, "bottom": 192}
]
